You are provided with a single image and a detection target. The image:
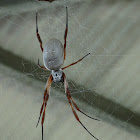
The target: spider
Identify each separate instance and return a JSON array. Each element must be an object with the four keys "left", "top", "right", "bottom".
[{"left": 36, "top": 7, "right": 100, "bottom": 140}]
